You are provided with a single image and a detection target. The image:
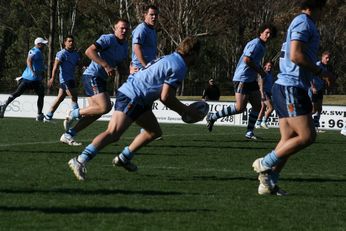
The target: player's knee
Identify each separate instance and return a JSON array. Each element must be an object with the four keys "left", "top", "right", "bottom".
[
  {"left": 146, "top": 129, "right": 162, "bottom": 140},
  {"left": 236, "top": 105, "right": 246, "bottom": 113},
  {"left": 152, "top": 130, "right": 162, "bottom": 140},
  {"left": 105, "top": 102, "right": 113, "bottom": 113},
  {"left": 106, "top": 130, "right": 120, "bottom": 142},
  {"left": 99, "top": 102, "right": 112, "bottom": 114},
  {"left": 300, "top": 133, "right": 315, "bottom": 147}
]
